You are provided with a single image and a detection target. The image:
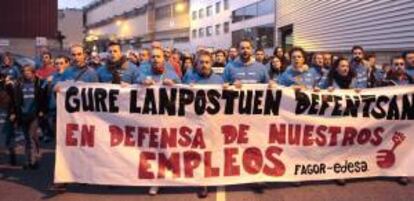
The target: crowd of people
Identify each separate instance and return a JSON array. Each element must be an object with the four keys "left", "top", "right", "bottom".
[{"left": 1, "top": 39, "right": 413, "bottom": 198}]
